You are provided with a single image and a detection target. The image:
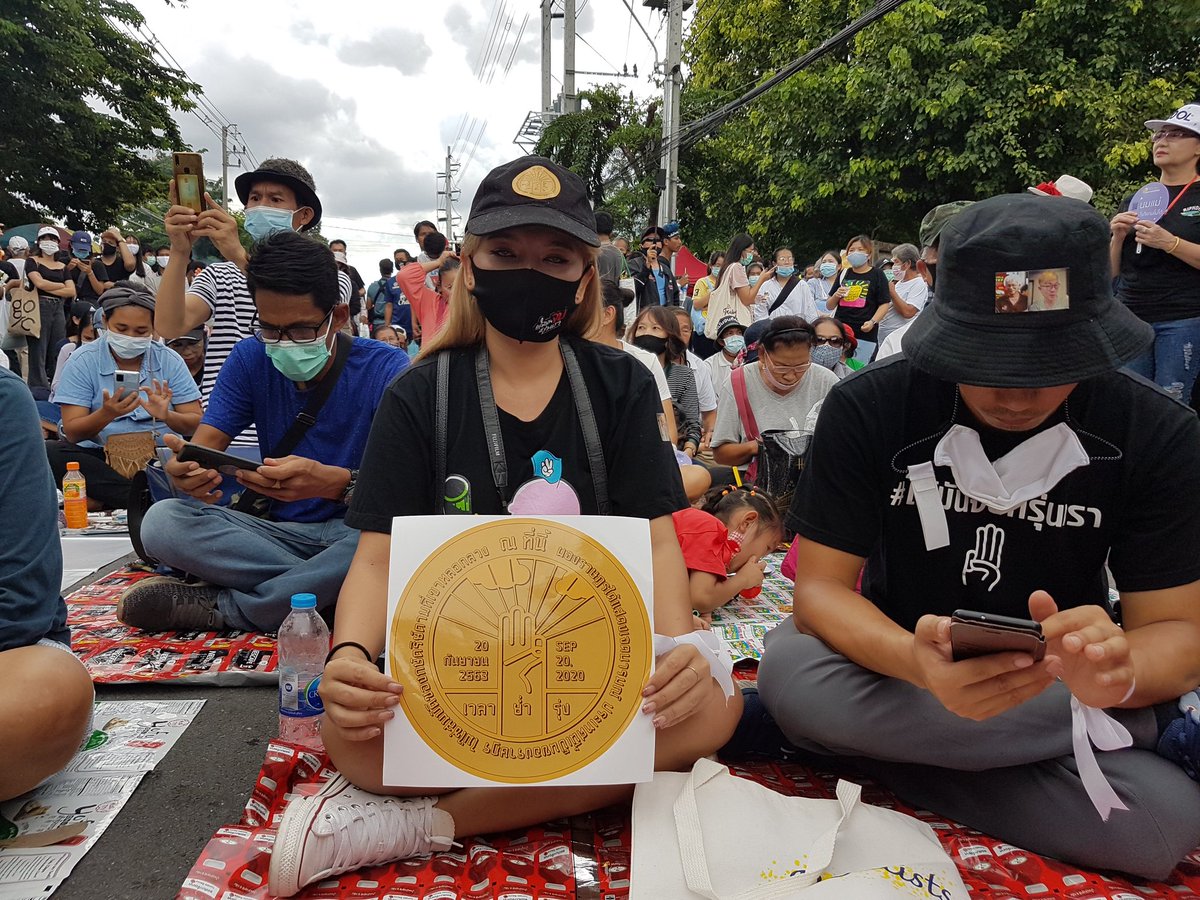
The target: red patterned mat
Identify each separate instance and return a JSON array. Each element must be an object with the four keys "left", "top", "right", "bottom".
[
  {"left": 68, "top": 568, "right": 278, "bottom": 685},
  {"left": 180, "top": 741, "right": 1200, "bottom": 900}
]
